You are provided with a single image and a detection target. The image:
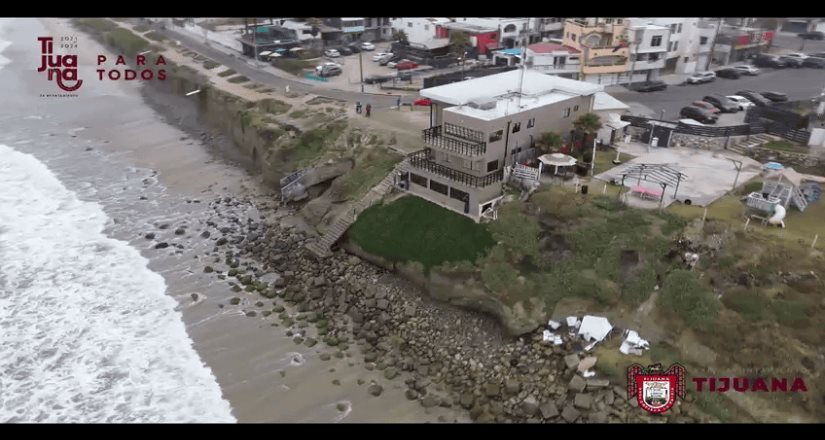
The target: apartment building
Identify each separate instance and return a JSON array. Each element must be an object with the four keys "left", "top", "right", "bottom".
[
  {"left": 405, "top": 70, "right": 603, "bottom": 221},
  {"left": 524, "top": 42, "right": 581, "bottom": 78},
  {"left": 390, "top": 17, "right": 451, "bottom": 48},
  {"left": 320, "top": 17, "right": 391, "bottom": 44},
  {"left": 625, "top": 19, "right": 670, "bottom": 83},
  {"left": 712, "top": 24, "right": 774, "bottom": 65},
  {"left": 644, "top": 18, "right": 716, "bottom": 74},
  {"left": 562, "top": 17, "right": 630, "bottom": 85}
]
